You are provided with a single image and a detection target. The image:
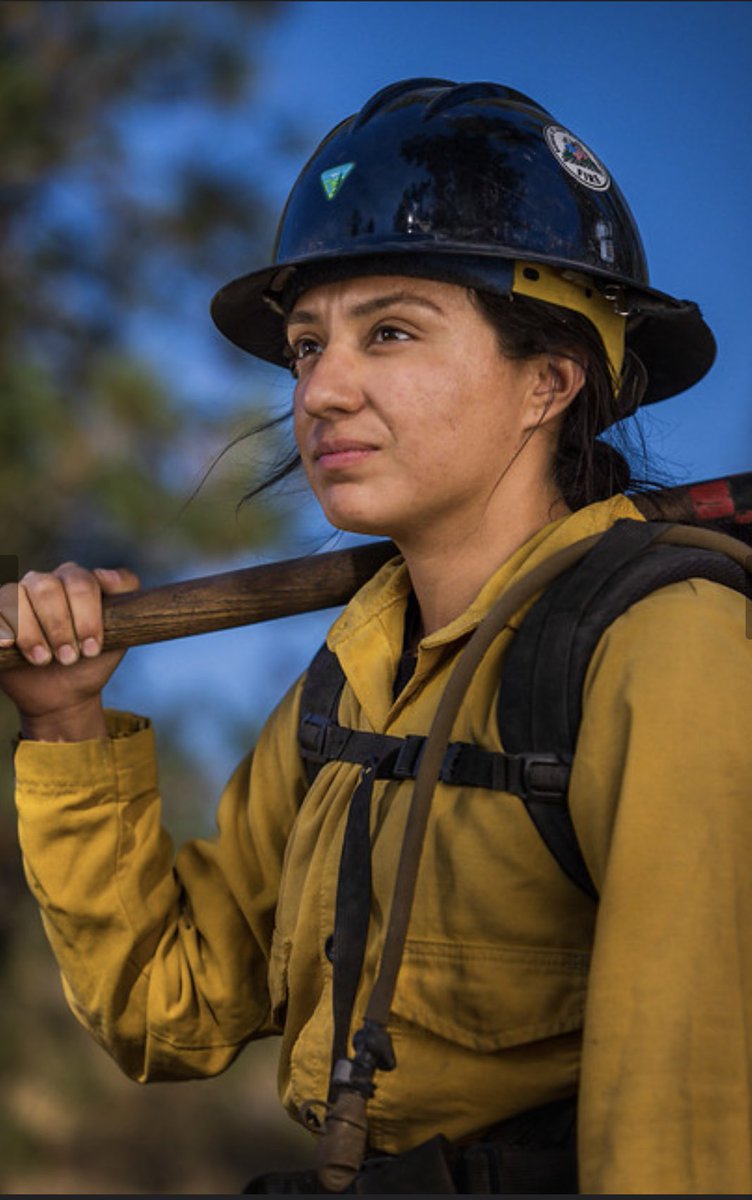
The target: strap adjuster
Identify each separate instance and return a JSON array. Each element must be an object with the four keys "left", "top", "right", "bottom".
[
  {"left": 520, "top": 753, "right": 571, "bottom": 804},
  {"left": 298, "top": 712, "right": 329, "bottom": 761},
  {"left": 438, "top": 742, "right": 464, "bottom": 784},
  {"left": 392, "top": 734, "right": 426, "bottom": 779}
]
